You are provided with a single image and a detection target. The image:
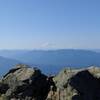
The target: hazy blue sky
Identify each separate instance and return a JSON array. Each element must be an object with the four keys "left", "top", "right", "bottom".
[{"left": 0, "top": 0, "right": 100, "bottom": 49}]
